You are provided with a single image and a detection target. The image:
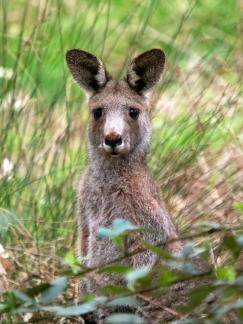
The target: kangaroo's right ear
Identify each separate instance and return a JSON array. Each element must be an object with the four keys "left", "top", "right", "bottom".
[
  {"left": 125, "top": 49, "right": 165, "bottom": 94},
  {"left": 66, "top": 49, "right": 111, "bottom": 94}
]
